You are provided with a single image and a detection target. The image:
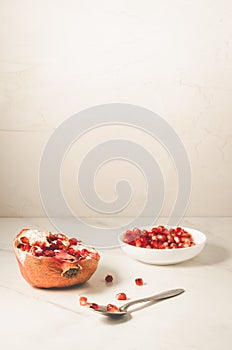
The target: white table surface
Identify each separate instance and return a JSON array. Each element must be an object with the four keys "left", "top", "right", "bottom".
[{"left": 0, "top": 217, "right": 231, "bottom": 350}]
